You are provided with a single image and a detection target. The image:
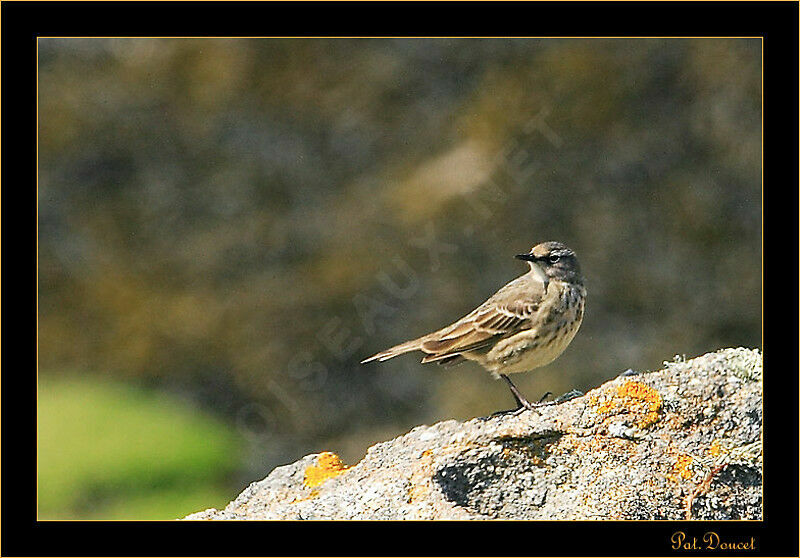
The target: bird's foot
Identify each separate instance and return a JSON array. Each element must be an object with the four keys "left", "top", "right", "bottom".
[
  {"left": 617, "top": 368, "right": 639, "bottom": 378},
  {"left": 532, "top": 388, "right": 584, "bottom": 407},
  {"left": 491, "top": 382, "right": 544, "bottom": 417},
  {"left": 489, "top": 402, "right": 538, "bottom": 418},
  {"left": 491, "top": 375, "right": 584, "bottom": 418},
  {"left": 488, "top": 389, "right": 583, "bottom": 418}
]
